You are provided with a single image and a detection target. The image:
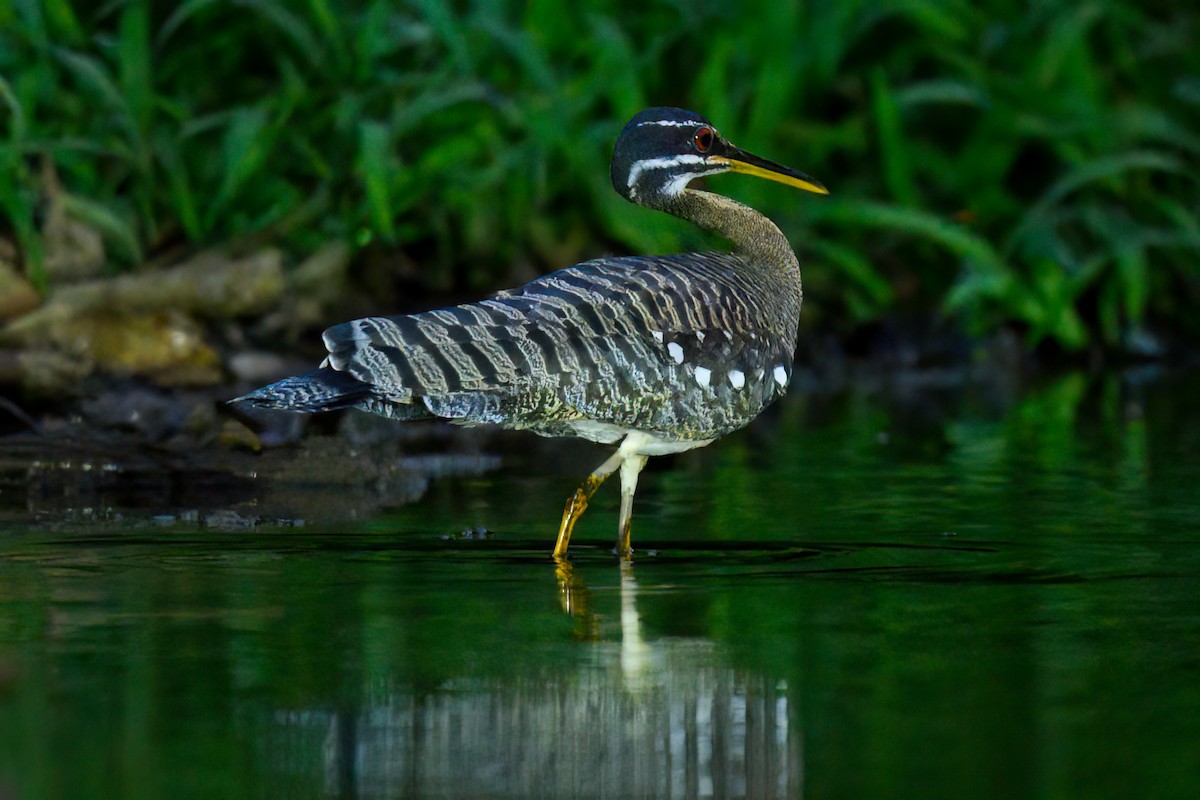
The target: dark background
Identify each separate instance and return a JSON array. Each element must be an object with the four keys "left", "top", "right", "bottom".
[{"left": 2, "top": 0, "right": 1197, "bottom": 377}]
